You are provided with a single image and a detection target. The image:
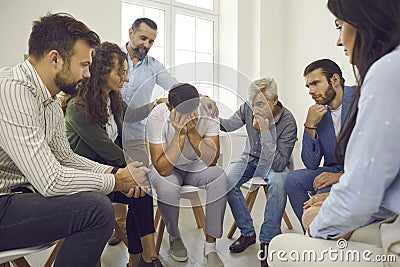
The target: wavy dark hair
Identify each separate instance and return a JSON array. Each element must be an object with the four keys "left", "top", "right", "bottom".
[
  {"left": 72, "top": 42, "right": 127, "bottom": 125},
  {"left": 328, "top": 0, "right": 400, "bottom": 166}
]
